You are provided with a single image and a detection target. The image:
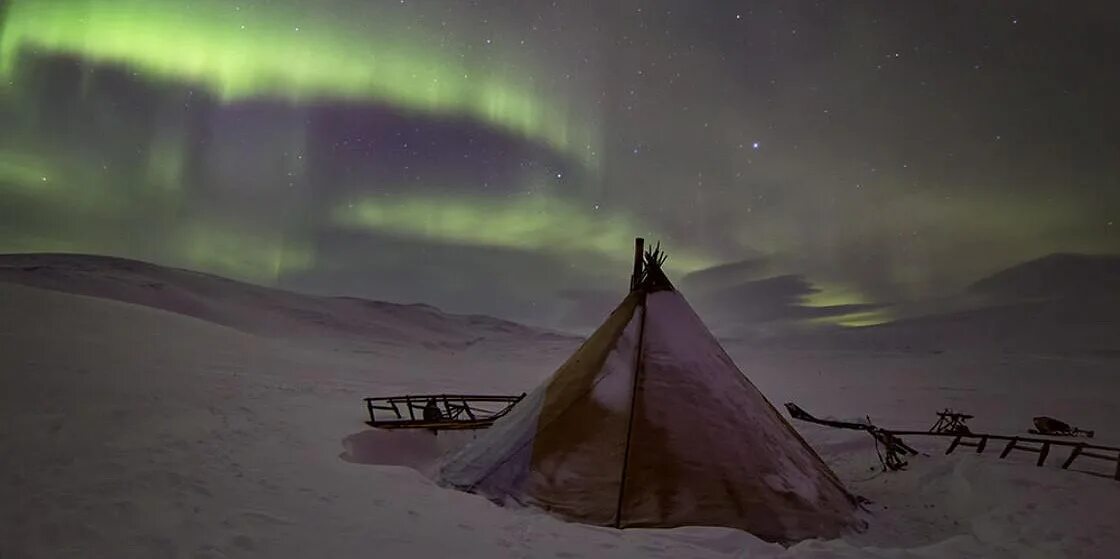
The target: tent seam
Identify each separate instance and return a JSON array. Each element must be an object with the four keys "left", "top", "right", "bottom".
[
  {"left": 613, "top": 290, "right": 648, "bottom": 528},
  {"left": 460, "top": 297, "right": 642, "bottom": 494}
]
